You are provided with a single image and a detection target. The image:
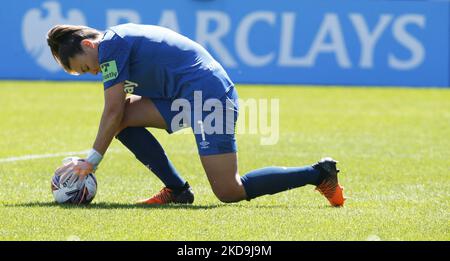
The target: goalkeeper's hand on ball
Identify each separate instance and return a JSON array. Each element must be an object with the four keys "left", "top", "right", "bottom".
[
  {"left": 73, "top": 159, "right": 95, "bottom": 176},
  {"left": 73, "top": 149, "right": 103, "bottom": 176}
]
